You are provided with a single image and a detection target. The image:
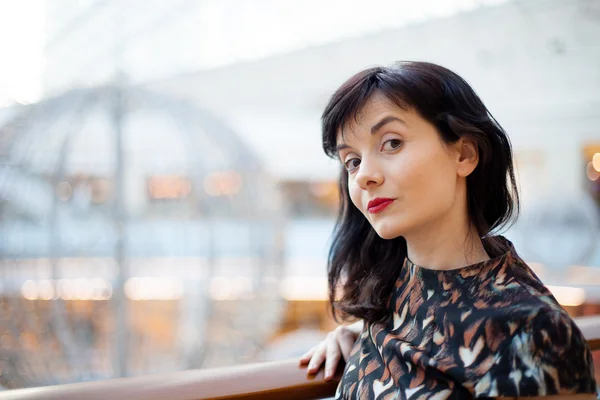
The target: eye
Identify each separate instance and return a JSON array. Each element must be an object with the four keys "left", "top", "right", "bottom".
[
  {"left": 382, "top": 139, "right": 402, "bottom": 151},
  {"left": 344, "top": 158, "right": 361, "bottom": 172}
]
